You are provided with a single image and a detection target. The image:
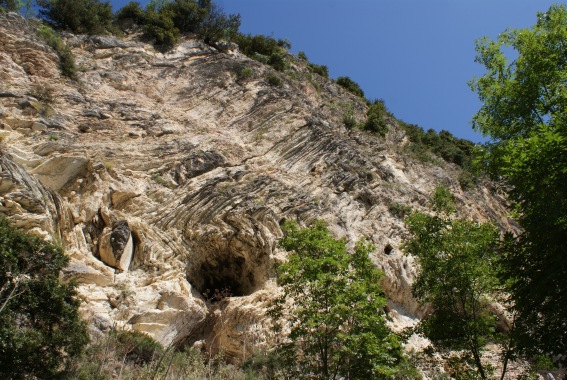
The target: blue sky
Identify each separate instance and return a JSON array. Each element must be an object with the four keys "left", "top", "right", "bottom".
[{"left": 111, "top": 0, "right": 562, "bottom": 142}]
